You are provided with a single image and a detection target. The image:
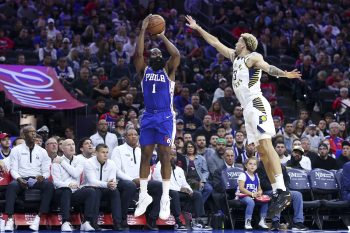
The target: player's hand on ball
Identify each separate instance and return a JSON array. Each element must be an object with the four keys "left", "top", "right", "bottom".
[
  {"left": 156, "top": 30, "right": 165, "bottom": 38},
  {"left": 185, "top": 15, "right": 199, "bottom": 30},
  {"left": 142, "top": 14, "right": 152, "bottom": 30},
  {"left": 285, "top": 69, "right": 302, "bottom": 79}
]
